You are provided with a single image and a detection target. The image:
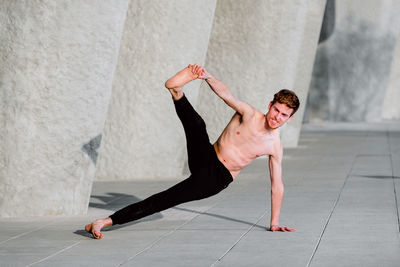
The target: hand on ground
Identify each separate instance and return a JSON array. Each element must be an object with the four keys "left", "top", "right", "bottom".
[{"left": 270, "top": 225, "right": 296, "bottom": 232}]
